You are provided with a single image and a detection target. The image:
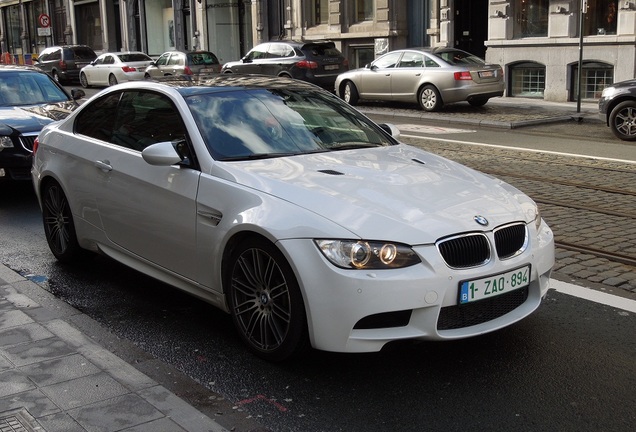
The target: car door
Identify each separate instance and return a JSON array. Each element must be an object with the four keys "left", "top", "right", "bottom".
[
  {"left": 96, "top": 54, "right": 115, "bottom": 85},
  {"left": 261, "top": 43, "right": 294, "bottom": 77},
  {"left": 358, "top": 51, "right": 402, "bottom": 99},
  {"left": 146, "top": 52, "right": 170, "bottom": 78},
  {"left": 165, "top": 52, "right": 185, "bottom": 76},
  {"left": 73, "top": 89, "right": 200, "bottom": 279},
  {"left": 390, "top": 51, "right": 427, "bottom": 100},
  {"left": 239, "top": 43, "right": 269, "bottom": 74}
]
